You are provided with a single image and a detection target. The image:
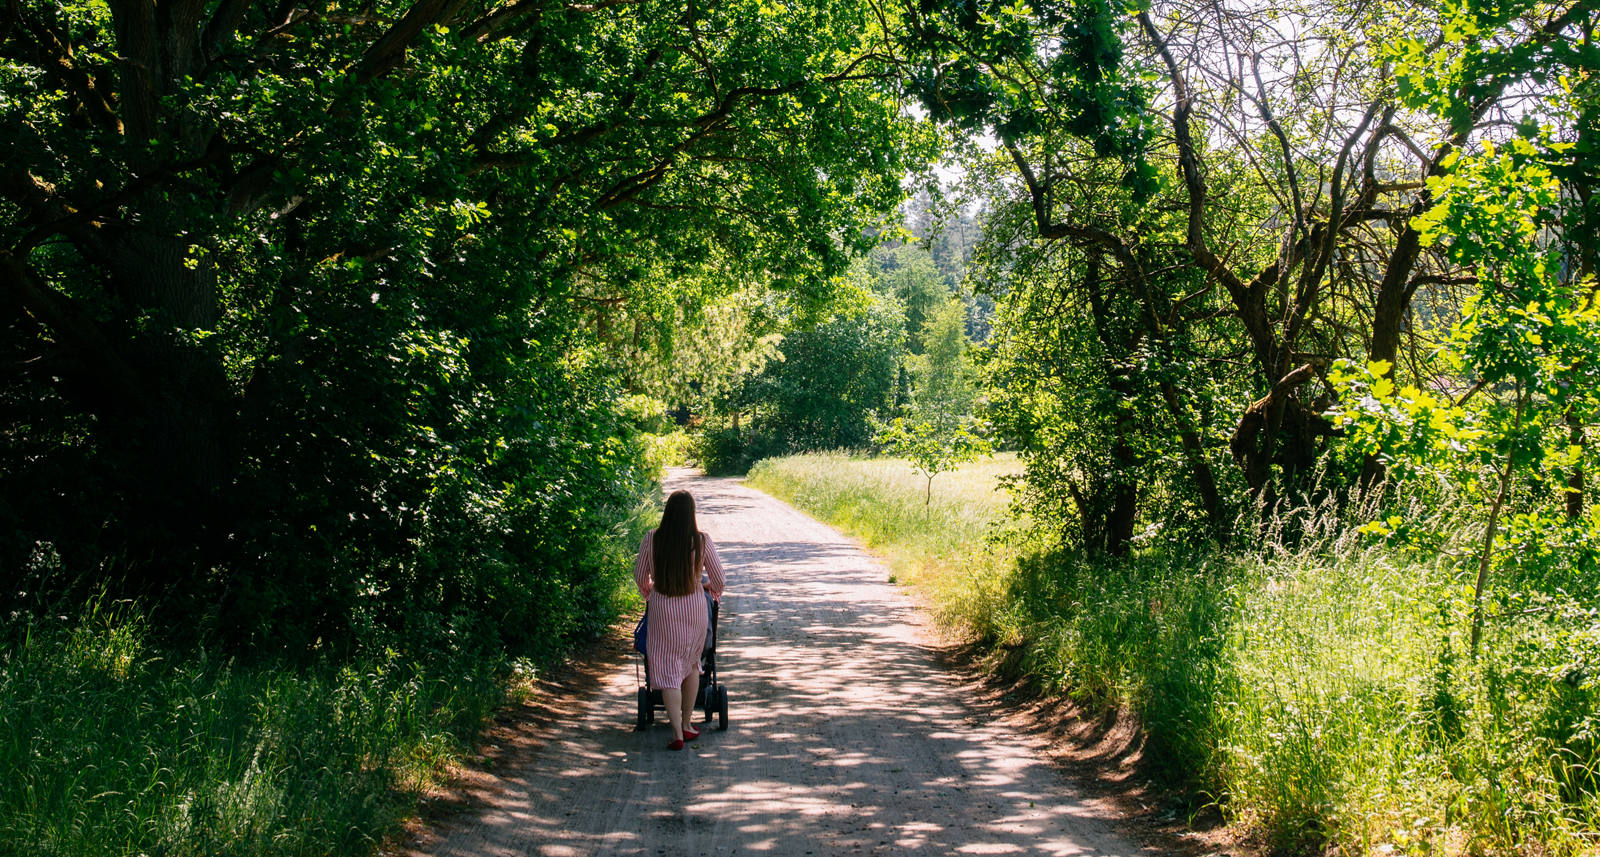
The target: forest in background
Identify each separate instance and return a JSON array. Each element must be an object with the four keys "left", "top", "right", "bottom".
[{"left": 2, "top": 0, "right": 1598, "bottom": 853}]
